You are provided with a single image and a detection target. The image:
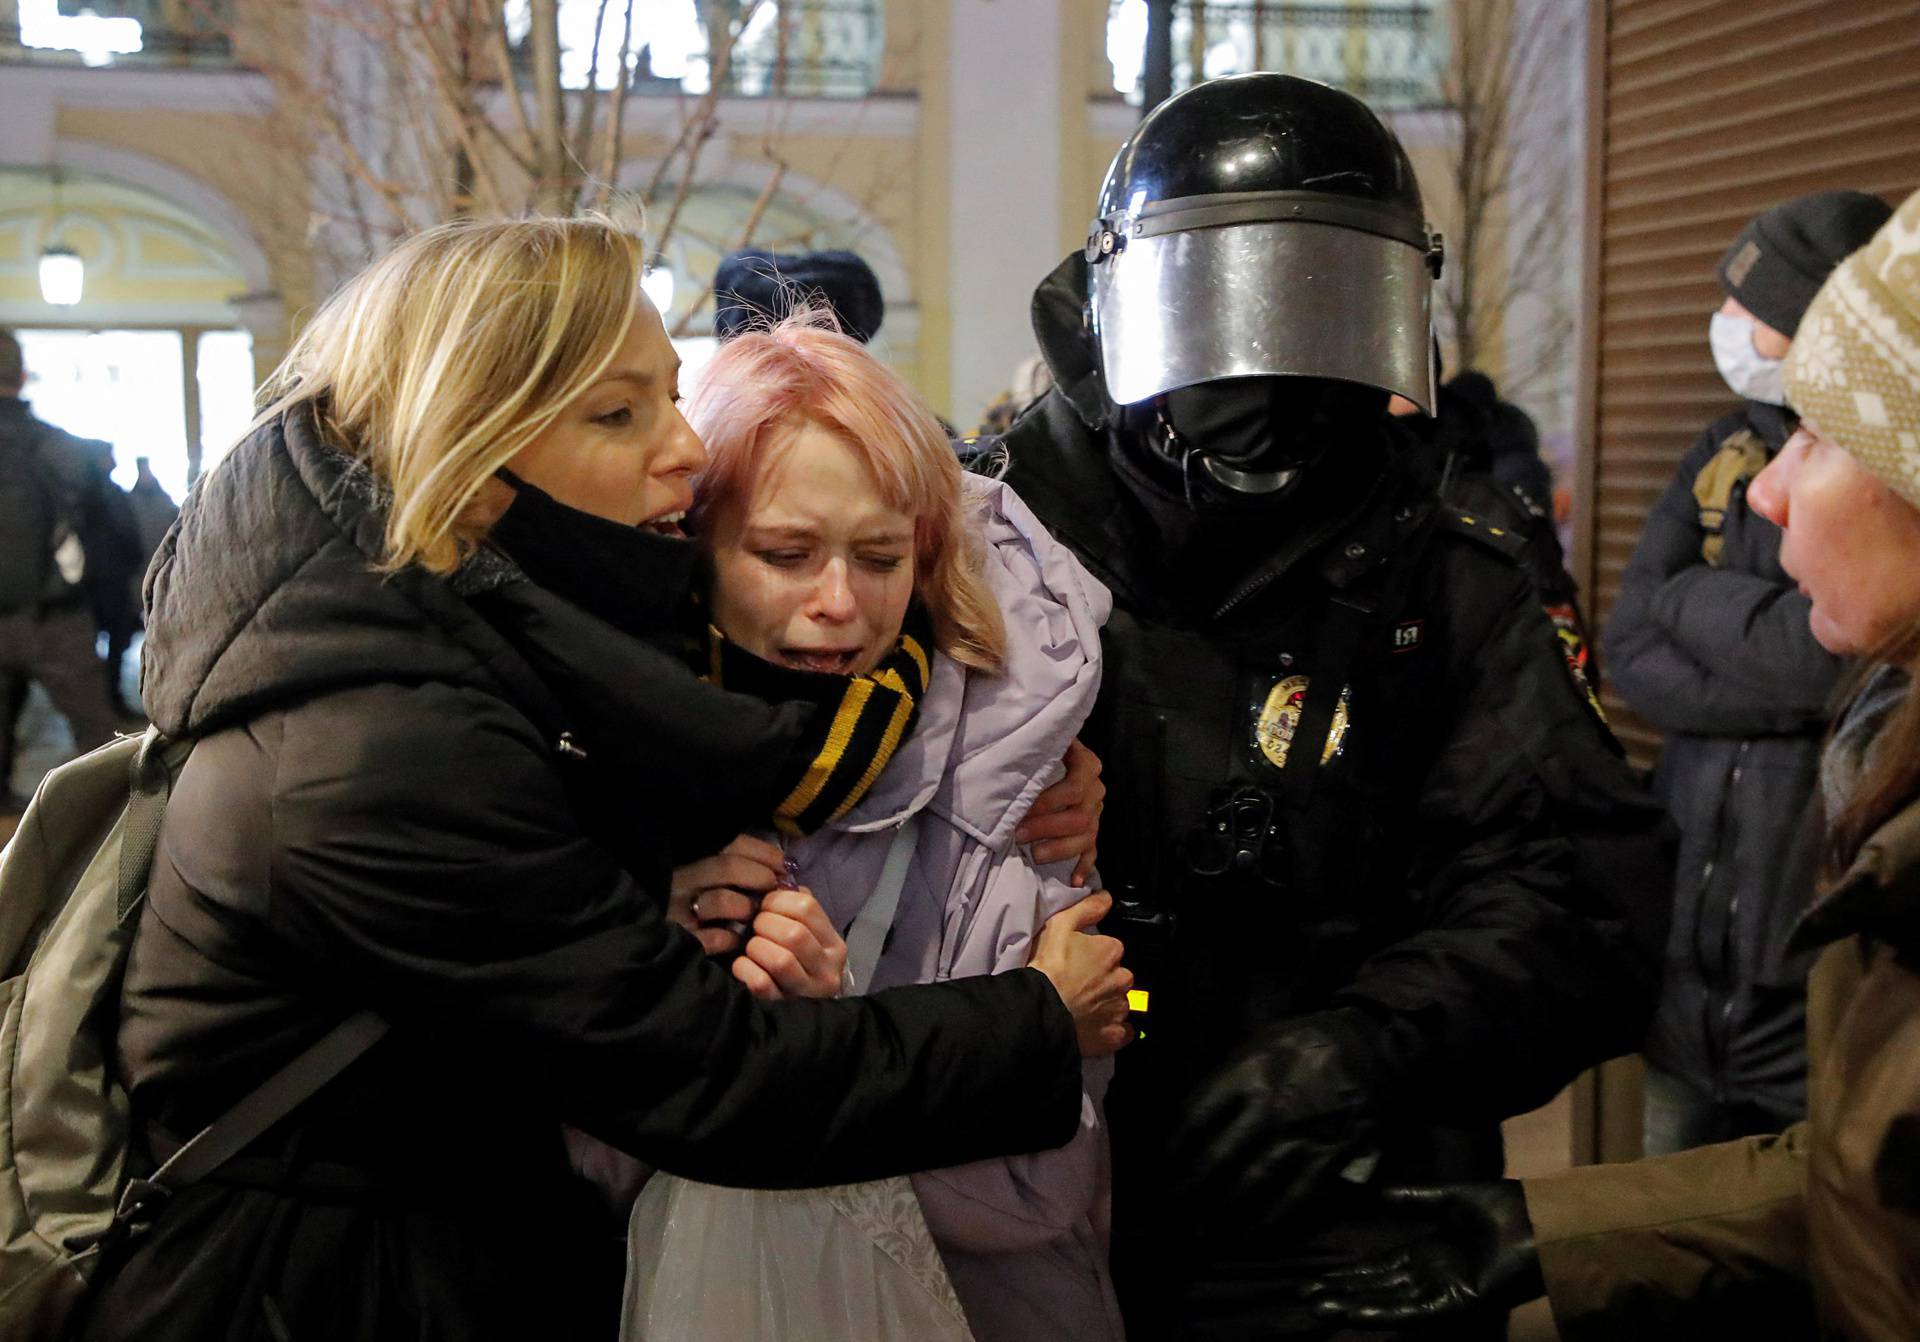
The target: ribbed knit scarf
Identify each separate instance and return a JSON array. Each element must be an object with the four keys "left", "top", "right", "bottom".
[{"left": 707, "top": 609, "right": 934, "bottom": 837}]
